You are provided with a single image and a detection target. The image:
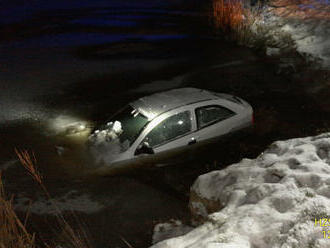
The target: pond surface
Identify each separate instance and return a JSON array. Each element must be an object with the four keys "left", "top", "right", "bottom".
[{"left": 1, "top": 0, "right": 330, "bottom": 247}]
